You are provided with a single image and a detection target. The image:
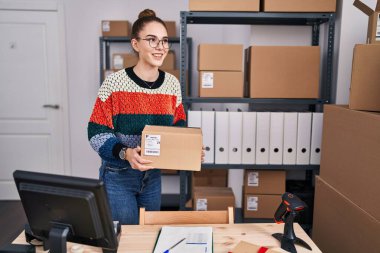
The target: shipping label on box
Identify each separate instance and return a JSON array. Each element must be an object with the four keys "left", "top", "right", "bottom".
[
  {"left": 196, "top": 198, "right": 208, "bottom": 211},
  {"left": 201, "top": 72, "right": 214, "bottom": 88},
  {"left": 144, "top": 134, "right": 161, "bottom": 156},
  {"left": 247, "top": 171, "right": 259, "bottom": 187},
  {"left": 247, "top": 196, "right": 258, "bottom": 211}
]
